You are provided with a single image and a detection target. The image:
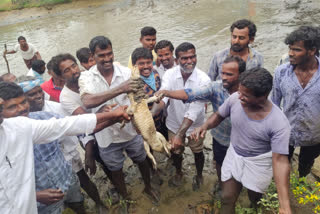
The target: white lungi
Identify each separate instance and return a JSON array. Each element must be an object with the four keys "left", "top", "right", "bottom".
[{"left": 221, "top": 144, "right": 273, "bottom": 193}]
